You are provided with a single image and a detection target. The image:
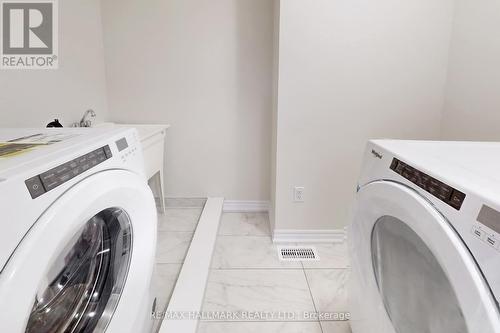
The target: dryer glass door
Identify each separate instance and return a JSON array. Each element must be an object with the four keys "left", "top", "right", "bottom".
[
  {"left": 372, "top": 215, "right": 466, "bottom": 333},
  {"left": 25, "top": 207, "right": 132, "bottom": 333}
]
